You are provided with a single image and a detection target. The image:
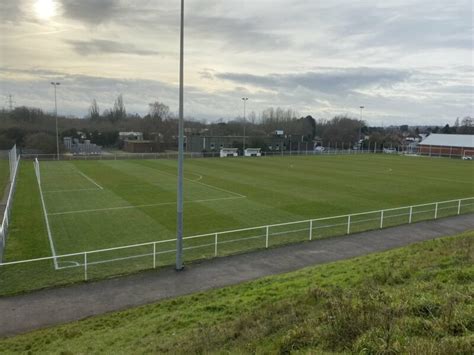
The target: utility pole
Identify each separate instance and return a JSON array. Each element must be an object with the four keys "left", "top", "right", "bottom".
[
  {"left": 51, "top": 82, "right": 61, "bottom": 160},
  {"left": 242, "top": 97, "right": 249, "bottom": 151},
  {"left": 176, "top": 0, "right": 185, "bottom": 271},
  {"left": 6, "top": 94, "right": 14, "bottom": 111}
]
